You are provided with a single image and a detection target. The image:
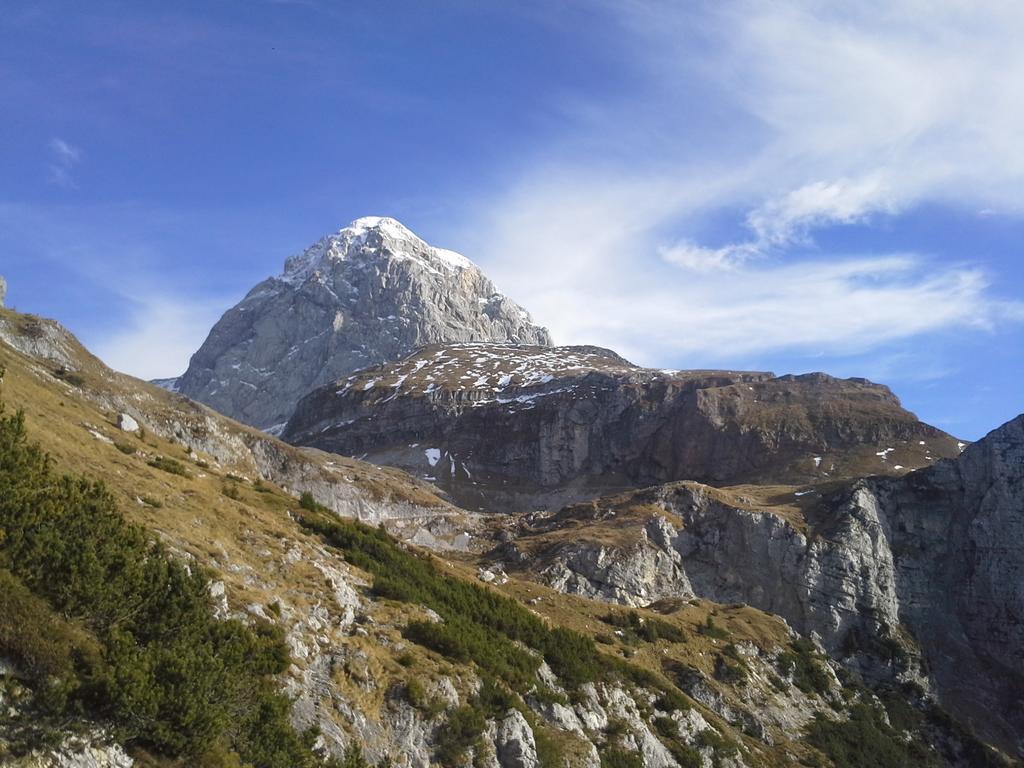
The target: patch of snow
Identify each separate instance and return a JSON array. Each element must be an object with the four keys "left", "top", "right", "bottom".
[
  {"left": 424, "top": 448, "right": 442, "bottom": 467},
  {"left": 433, "top": 247, "right": 474, "bottom": 270},
  {"left": 151, "top": 376, "right": 181, "bottom": 393}
]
